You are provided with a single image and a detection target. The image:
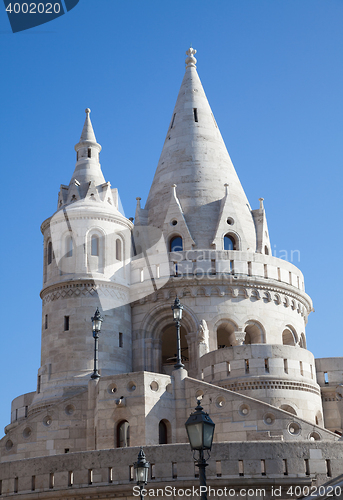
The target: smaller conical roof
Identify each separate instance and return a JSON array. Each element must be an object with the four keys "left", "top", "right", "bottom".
[
  {"left": 79, "top": 108, "right": 97, "bottom": 144},
  {"left": 70, "top": 108, "right": 105, "bottom": 187}
]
